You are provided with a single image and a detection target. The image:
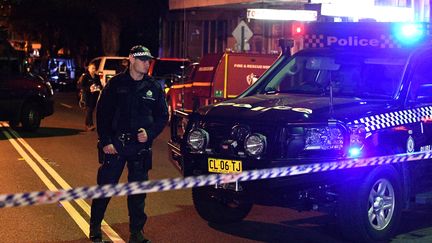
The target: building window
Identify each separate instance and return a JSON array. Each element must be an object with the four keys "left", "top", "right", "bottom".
[{"left": 203, "top": 20, "right": 227, "bottom": 55}]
